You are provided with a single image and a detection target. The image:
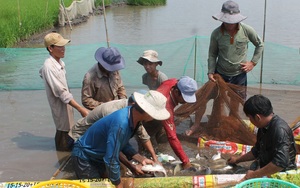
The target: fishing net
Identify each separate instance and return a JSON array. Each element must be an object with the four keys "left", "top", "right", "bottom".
[
  {"left": 1, "top": 36, "right": 300, "bottom": 151},
  {"left": 1, "top": 36, "right": 300, "bottom": 90},
  {"left": 175, "top": 74, "right": 257, "bottom": 146},
  {"left": 58, "top": 0, "right": 95, "bottom": 26}
]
